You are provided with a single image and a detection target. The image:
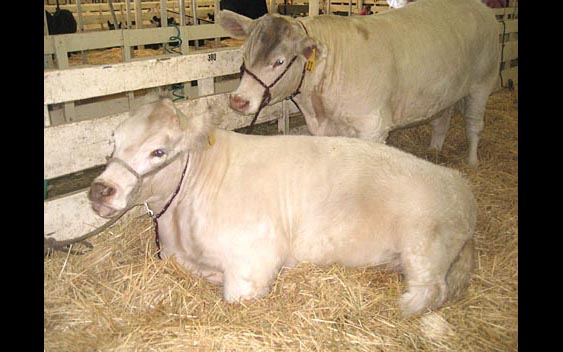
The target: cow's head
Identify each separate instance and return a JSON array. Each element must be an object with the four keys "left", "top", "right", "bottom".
[
  {"left": 88, "top": 98, "right": 213, "bottom": 218},
  {"left": 219, "top": 10, "right": 324, "bottom": 114}
]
